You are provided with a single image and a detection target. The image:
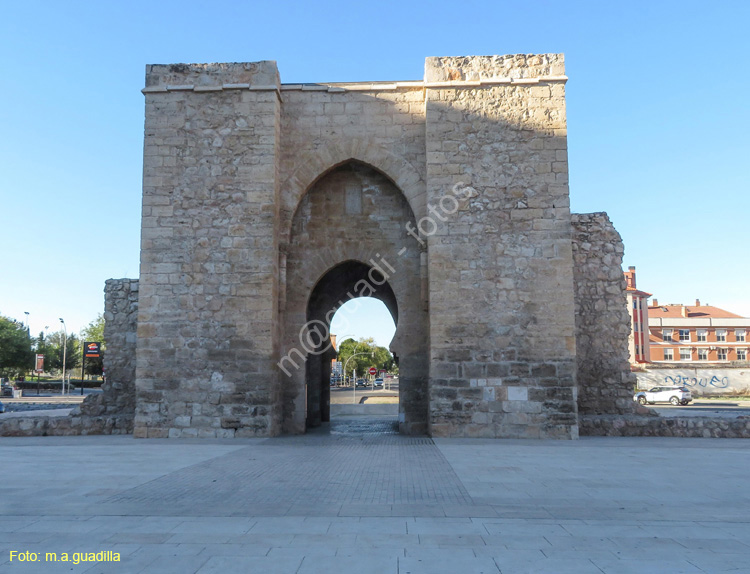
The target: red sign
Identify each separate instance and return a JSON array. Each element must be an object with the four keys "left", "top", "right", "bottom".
[
  {"left": 35, "top": 354, "right": 44, "bottom": 373},
  {"left": 85, "top": 342, "right": 101, "bottom": 358},
  {"left": 368, "top": 367, "right": 377, "bottom": 375}
]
